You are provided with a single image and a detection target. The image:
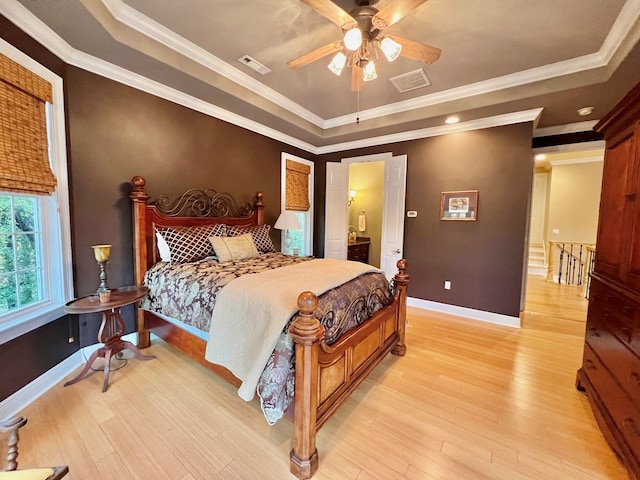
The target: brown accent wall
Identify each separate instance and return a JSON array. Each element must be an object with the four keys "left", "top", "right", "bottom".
[
  {"left": 1, "top": 11, "right": 533, "bottom": 401},
  {"left": 319, "top": 123, "right": 534, "bottom": 318},
  {"left": 65, "top": 67, "right": 310, "bottom": 342}
]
